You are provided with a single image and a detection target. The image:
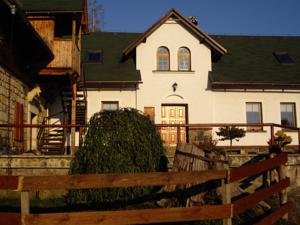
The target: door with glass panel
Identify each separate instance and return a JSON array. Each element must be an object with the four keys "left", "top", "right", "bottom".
[{"left": 161, "top": 105, "right": 186, "bottom": 146}]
